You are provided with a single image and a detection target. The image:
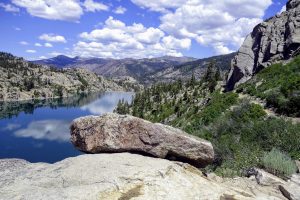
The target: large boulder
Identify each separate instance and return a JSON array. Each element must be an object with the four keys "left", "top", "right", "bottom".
[
  {"left": 226, "top": 0, "right": 300, "bottom": 90},
  {"left": 70, "top": 113, "right": 214, "bottom": 168},
  {"left": 0, "top": 153, "right": 286, "bottom": 200}
]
